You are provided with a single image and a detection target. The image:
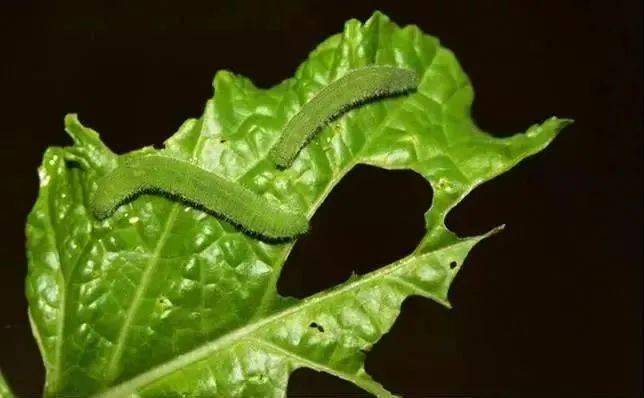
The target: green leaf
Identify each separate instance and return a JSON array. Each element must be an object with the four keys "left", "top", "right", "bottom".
[
  {"left": 0, "top": 370, "right": 14, "bottom": 398},
  {"left": 26, "top": 11, "right": 570, "bottom": 398}
]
